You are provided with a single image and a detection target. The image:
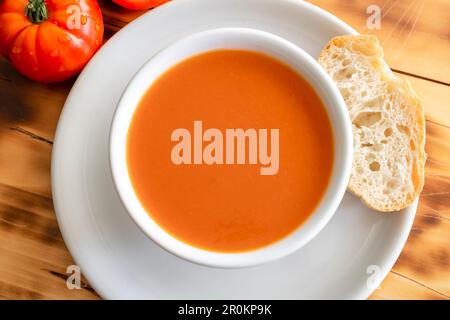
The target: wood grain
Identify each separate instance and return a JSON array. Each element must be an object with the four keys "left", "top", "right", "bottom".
[
  {"left": 308, "top": 0, "right": 450, "bottom": 83},
  {"left": 369, "top": 271, "right": 448, "bottom": 300},
  {"left": 0, "top": 182, "right": 98, "bottom": 299},
  {"left": 0, "top": 0, "right": 449, "bottom": 300}
]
